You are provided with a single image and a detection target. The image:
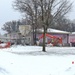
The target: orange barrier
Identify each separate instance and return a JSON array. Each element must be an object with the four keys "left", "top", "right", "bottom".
[{"left": 0, "top": 42, "right": 11, "bottom": 48}]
